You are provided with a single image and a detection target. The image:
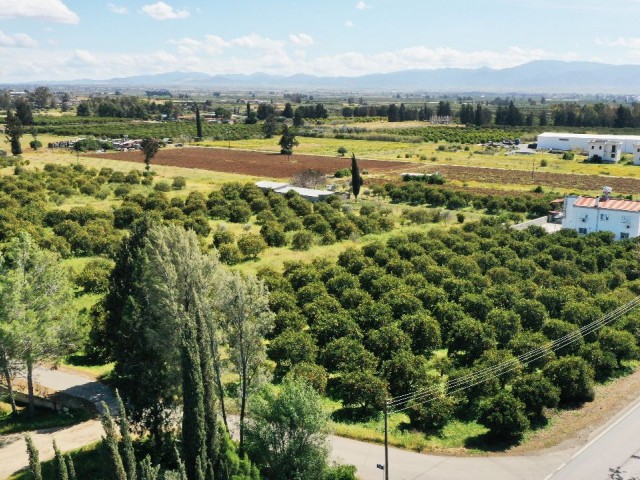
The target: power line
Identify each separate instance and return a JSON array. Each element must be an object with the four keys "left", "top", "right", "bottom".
[{"left": 388, "top": 295, "right": 640, "bottom": 413}]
